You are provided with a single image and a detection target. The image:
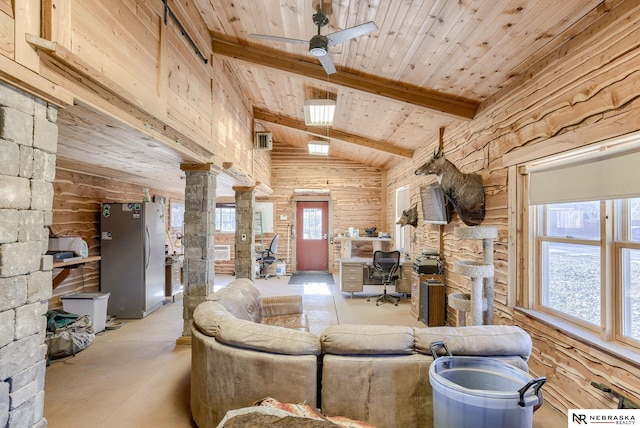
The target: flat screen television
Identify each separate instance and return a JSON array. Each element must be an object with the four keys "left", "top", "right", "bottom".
[{"left": 420, "top": 183, "right": 451, "bottom": 225}]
